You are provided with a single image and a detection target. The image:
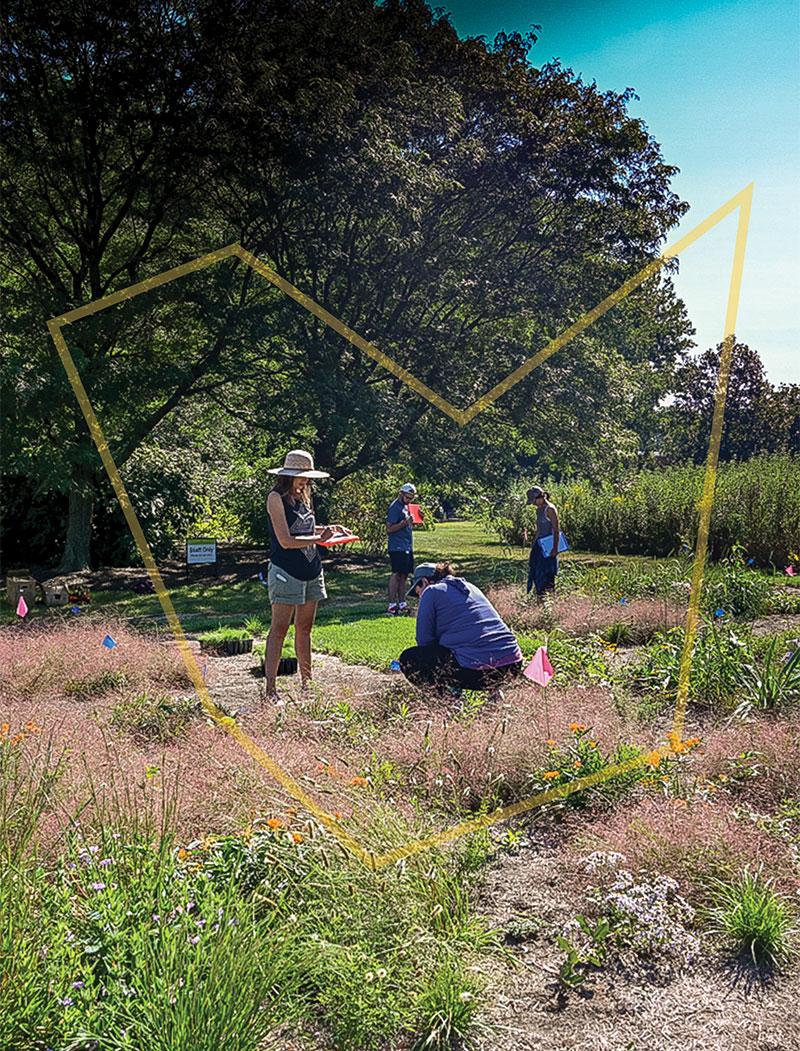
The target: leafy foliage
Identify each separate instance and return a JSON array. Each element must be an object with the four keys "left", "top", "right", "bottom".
[{"left": 481, "top": 455, "right": 800, "bottom": 564}]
